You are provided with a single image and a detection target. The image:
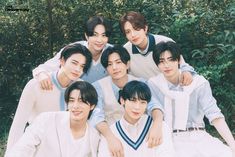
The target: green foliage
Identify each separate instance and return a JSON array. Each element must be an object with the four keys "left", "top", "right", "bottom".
[{"left": 0, "top": 0, "right": 234, "bottom": 152}]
